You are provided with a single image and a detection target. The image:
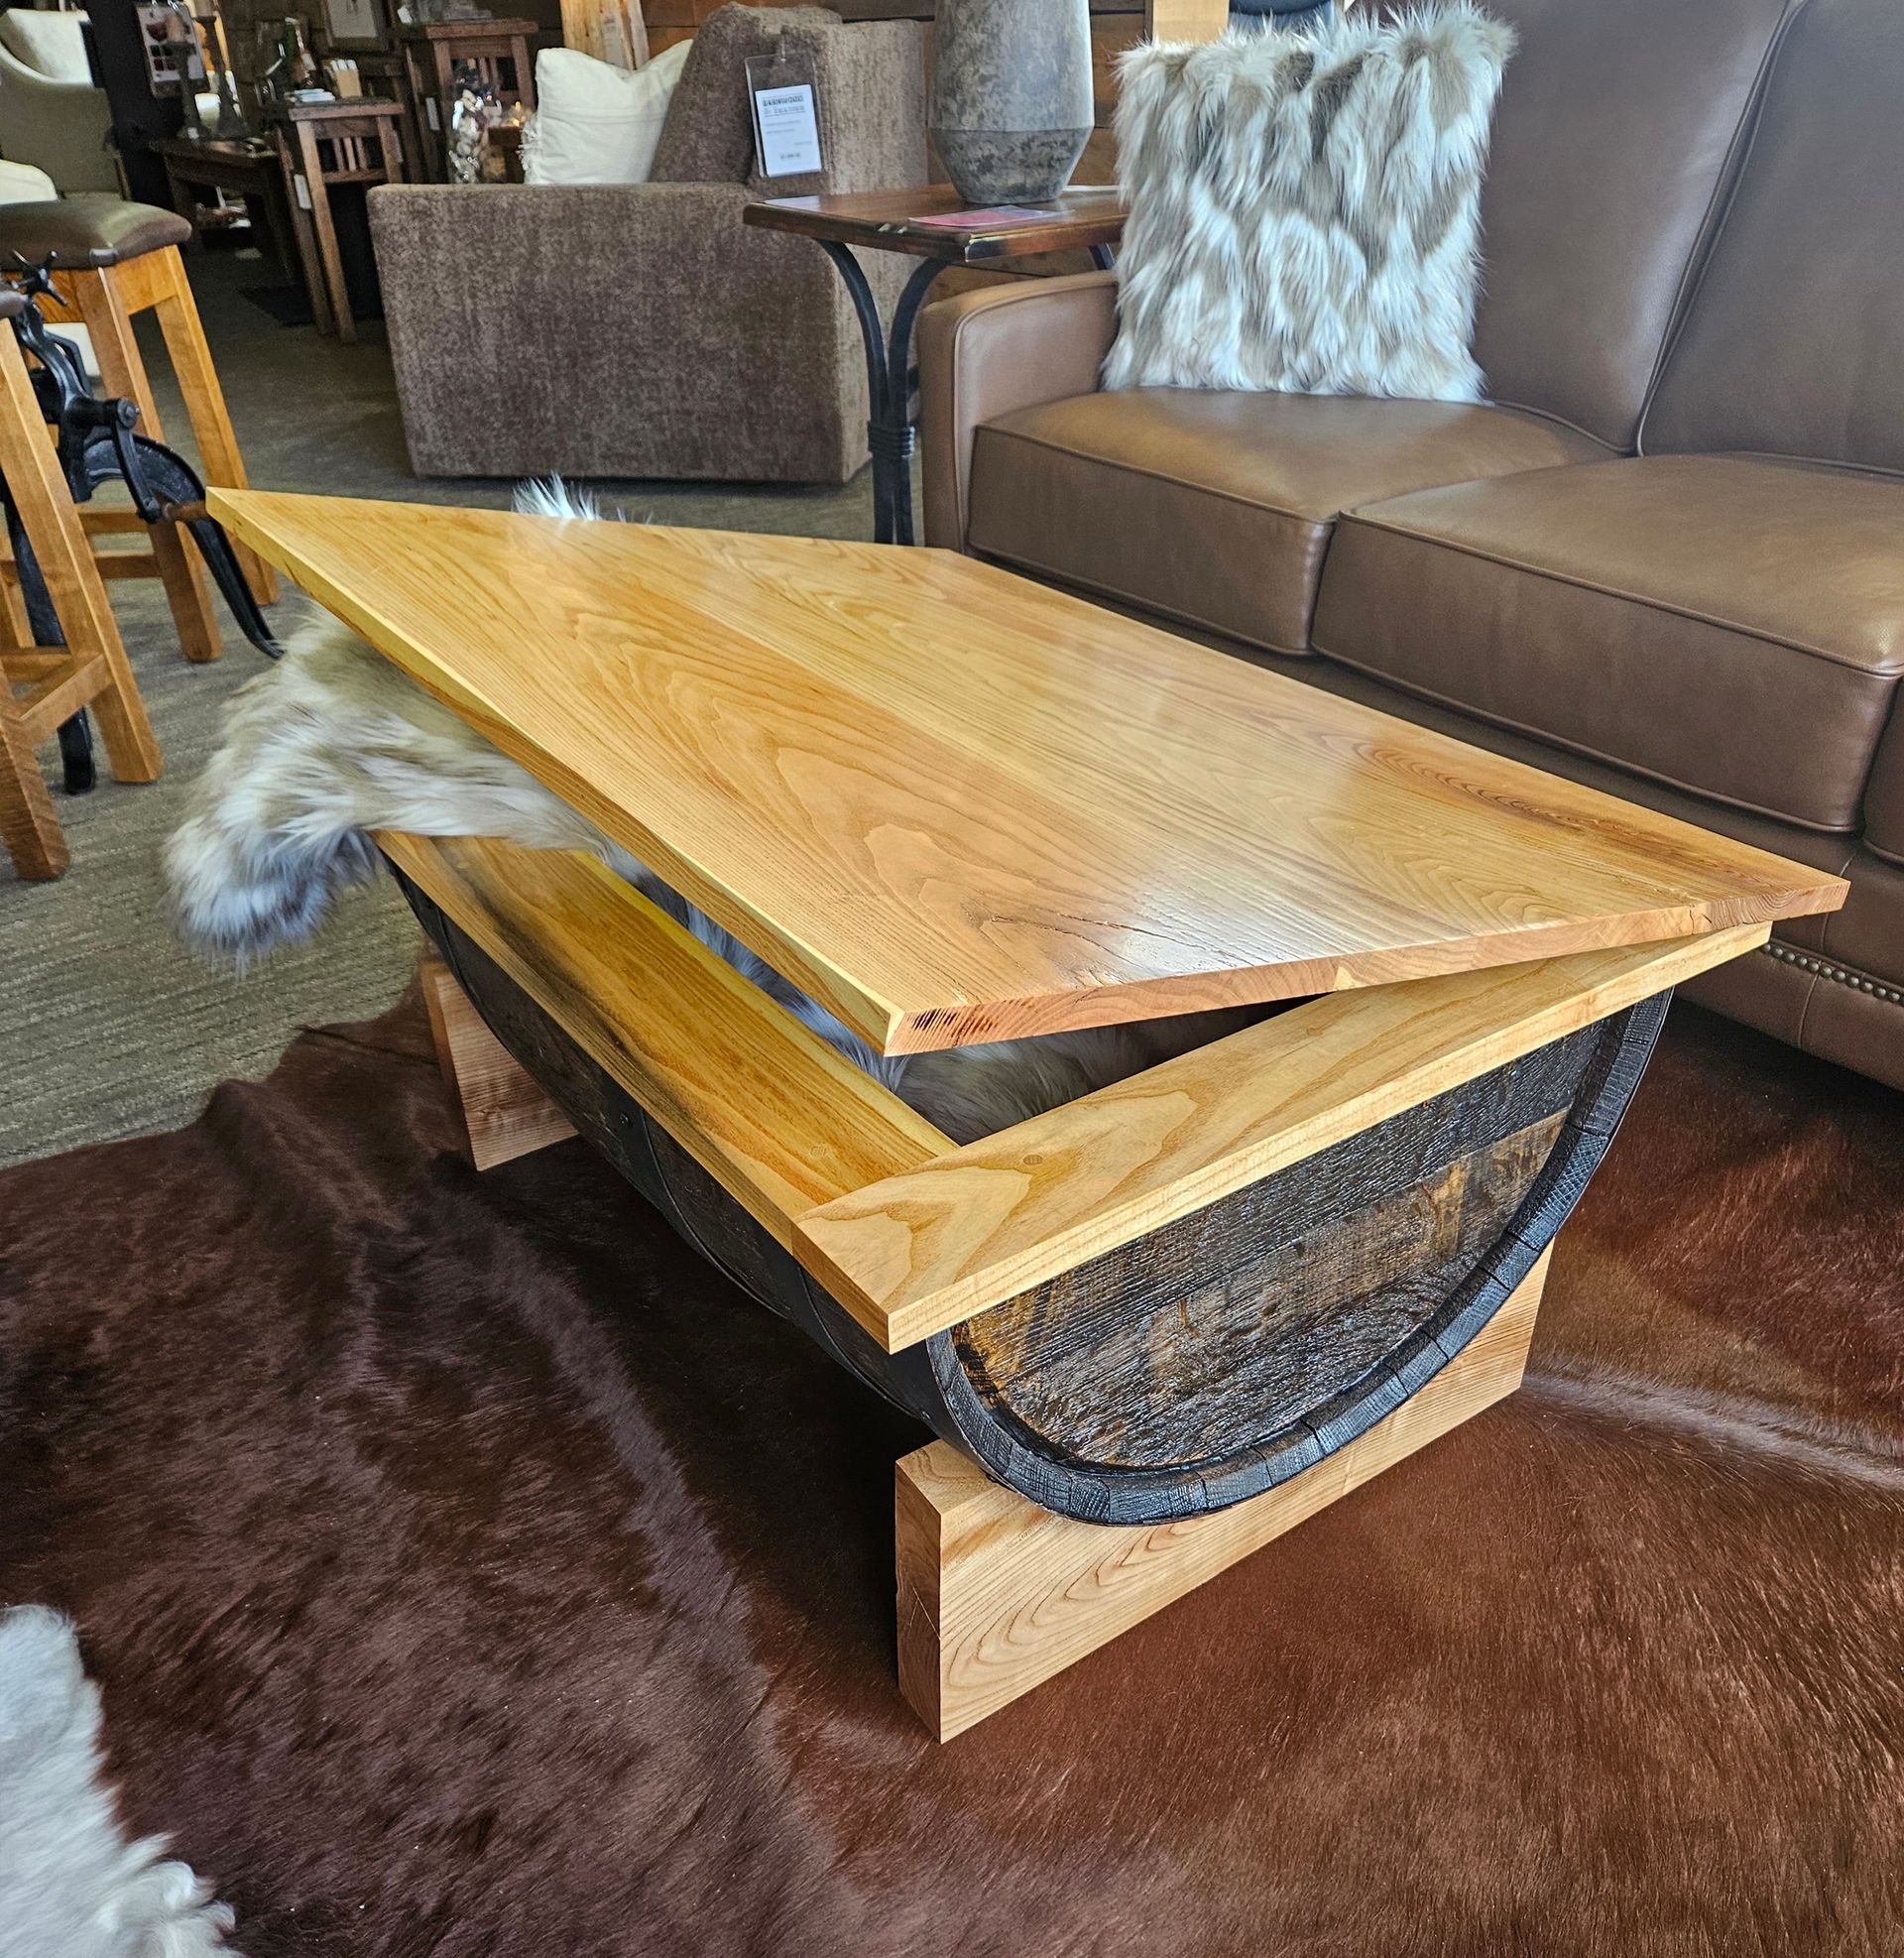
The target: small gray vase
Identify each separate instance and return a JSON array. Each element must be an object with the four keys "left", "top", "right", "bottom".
[{"left": 930, "top": 0, "right": 1093, "bottom": 205}]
